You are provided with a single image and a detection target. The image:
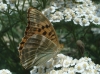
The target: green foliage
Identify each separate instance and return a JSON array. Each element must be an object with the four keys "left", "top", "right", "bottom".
[{"left": 0, "top": 1, "right": 29, "bottom": 74}]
